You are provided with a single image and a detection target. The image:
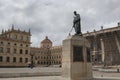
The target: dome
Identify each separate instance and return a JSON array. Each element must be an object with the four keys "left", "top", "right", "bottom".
[
  {"left": 40, "top": 36, "right": 52, "bottom": 48},
  {"left": 41, "top": 36, "right": 52, "bottom": 44}
]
